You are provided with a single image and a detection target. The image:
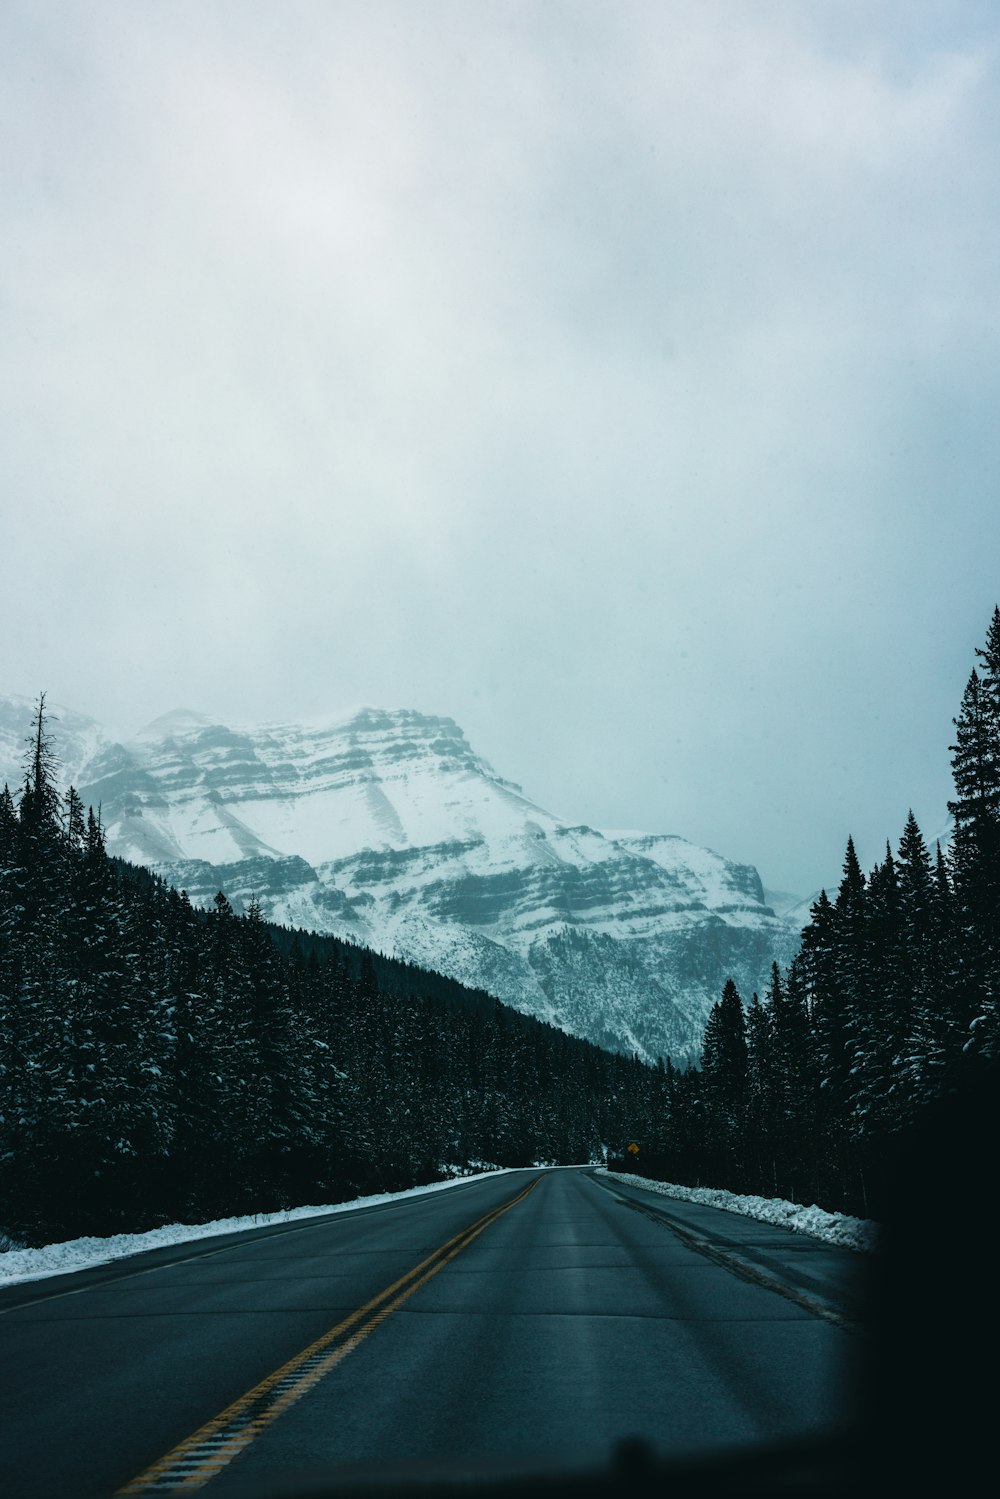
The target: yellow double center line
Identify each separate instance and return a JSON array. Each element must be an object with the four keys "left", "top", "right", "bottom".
[{"left": 116, "top": 1176, "right": 540, "bottom": 1495}]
